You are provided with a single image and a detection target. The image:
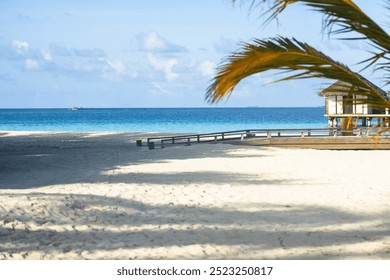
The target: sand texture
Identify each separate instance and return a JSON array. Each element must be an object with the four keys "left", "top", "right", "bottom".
[{"left": 0, "top": 131, "right": 389, "bottom": 259}]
